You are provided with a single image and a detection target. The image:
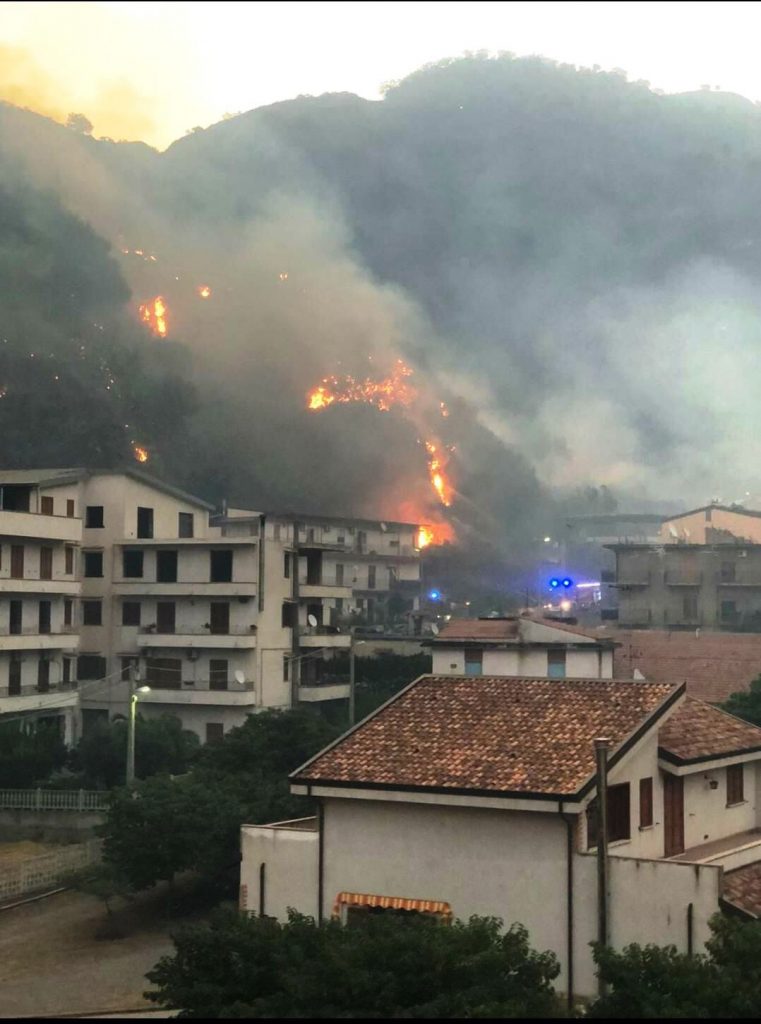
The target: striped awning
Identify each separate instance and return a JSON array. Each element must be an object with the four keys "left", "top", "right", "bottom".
[{"left": 333, "top": 891, "right": 452, "bottom": 919}]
